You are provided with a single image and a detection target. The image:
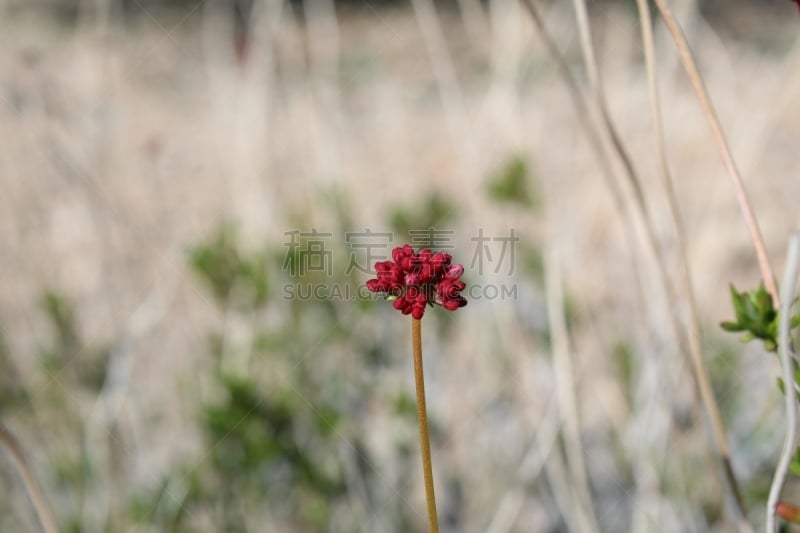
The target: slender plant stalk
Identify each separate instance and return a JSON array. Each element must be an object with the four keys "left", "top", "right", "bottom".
[
  {"left": 0, "top": 421, "right": 58, "bottom": 533},
  {"left": 485, "top": 397, "right": 560, "bottom": 533},
  {"left": 518, "top": 0, "right": 623, "bottom": 212},
  {"left": 520, "top": 2, "right": 751, "bottom": 525},
  {"left": 651, "top": 0, "right": 778, "bottom": 305},
  {"left": 633, "top": 2, "right": 751, "bottom": 530},
  {"left": 555, "top": 0, "right": 741, "bottom": 521},
  {"left": 767, "top": 233, "right": 800, "bottom": 533},
  {"left": 412, "top": 318, "right": 439, "bottom": 532},
  {"left": 410, "top": 0, "right": 473, "bottom": 177},
  {"left": 518, "top": 0, "right": 653, "bottom": 353},
  {"left": 545, "top": 249, "right": 600, "bottom": 533}
]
